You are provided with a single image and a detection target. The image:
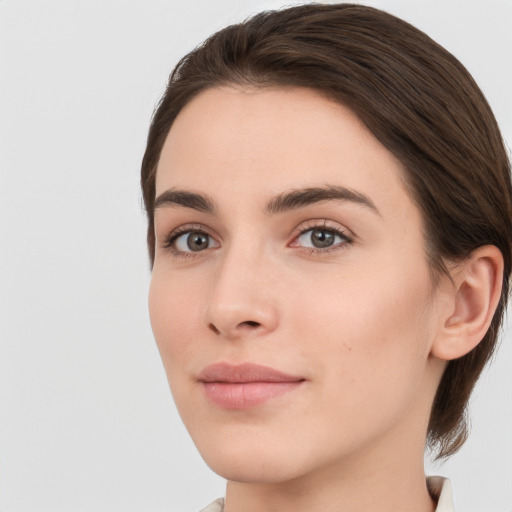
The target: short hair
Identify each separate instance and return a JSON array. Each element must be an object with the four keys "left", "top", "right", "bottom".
[{"left": 141, "top": 3, "right": 512, "bottom": 458}]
